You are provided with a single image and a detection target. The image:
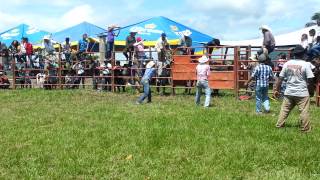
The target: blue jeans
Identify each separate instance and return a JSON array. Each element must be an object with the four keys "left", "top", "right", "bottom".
[
  {"left": 138, "top": 79, "right": 151, "bottom": 103},
  {"left": 255, "top": 86, "right": 270, "bottom": 113},
  {"left": 106, "top": 42, "right": 114, "bottom": 59},
  {"left": 195, "top": 80, "right": 212, "bottom": 107}
]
